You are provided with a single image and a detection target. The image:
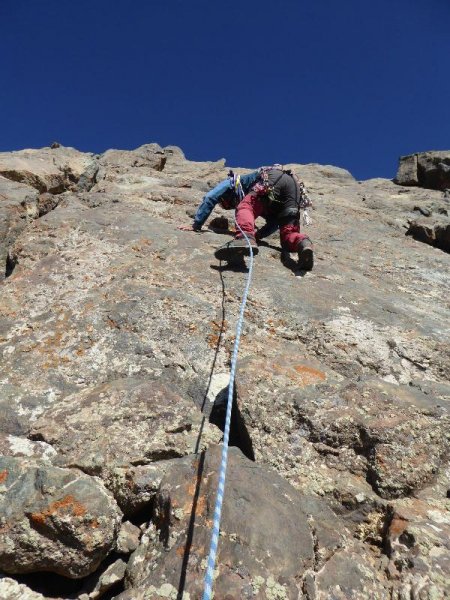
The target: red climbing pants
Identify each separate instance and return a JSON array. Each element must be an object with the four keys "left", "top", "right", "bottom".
[{"left": 235, "top": 193, "right": 309, "bottom": 251}]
